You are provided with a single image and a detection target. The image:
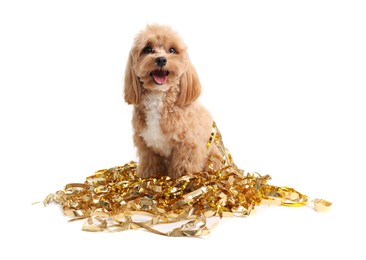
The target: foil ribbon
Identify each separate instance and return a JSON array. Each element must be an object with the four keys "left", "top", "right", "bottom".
[{"left": 43, "top": 123, "right": 331, "bottom": 236}]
